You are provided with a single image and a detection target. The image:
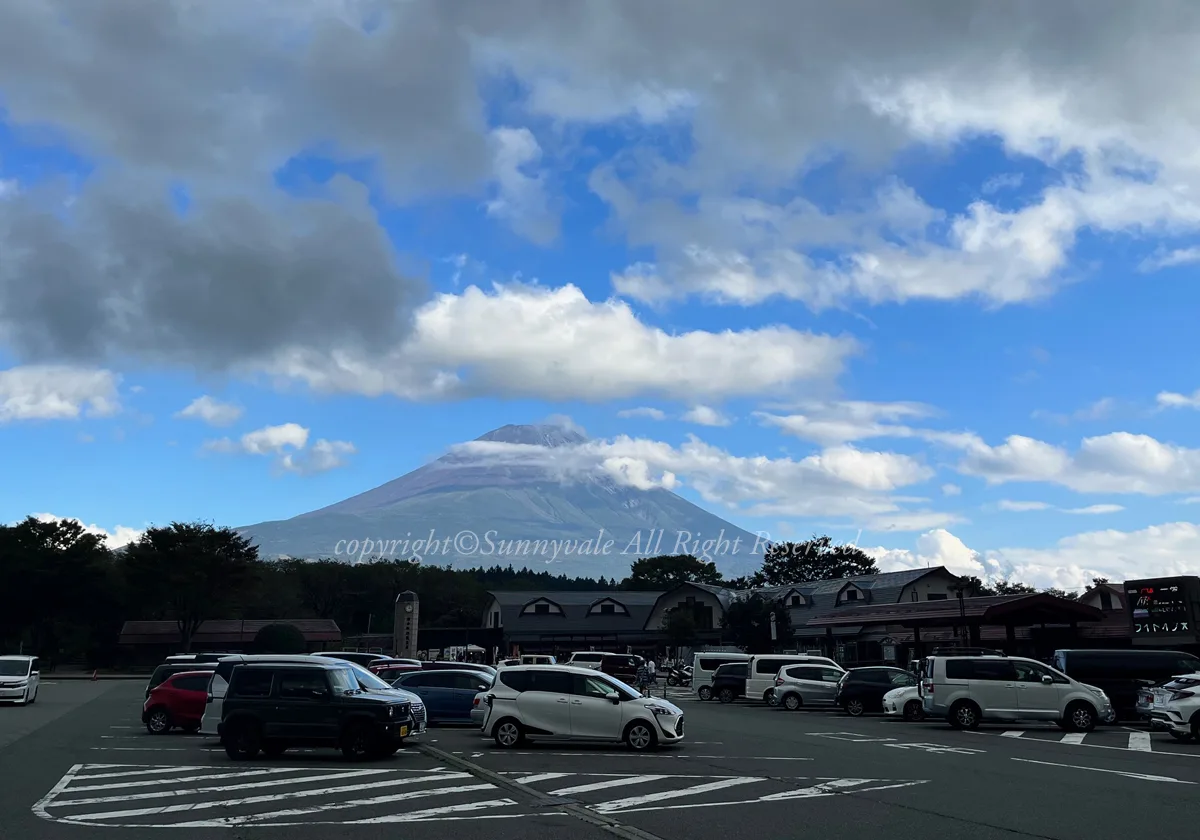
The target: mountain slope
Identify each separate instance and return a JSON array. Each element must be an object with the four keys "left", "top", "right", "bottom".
[{"left": 237, "top": 424, "right": 765, "bottom": 577}]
